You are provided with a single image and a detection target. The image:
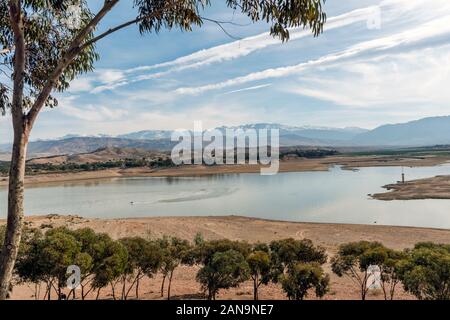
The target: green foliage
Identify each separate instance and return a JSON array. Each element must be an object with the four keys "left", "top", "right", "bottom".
[
  {"left": 379, "top": 248, "right": 406, "bottom": 300},
  {"left": 398, "top": 243, "right": 450, "bottom": 300},
  {"left": 269, "top": 238, "right": 327, "bottom": 281},
  {"left": 0, "top": 161, "right": 9, "bottom": 176},
  {"left": 281, "top": 262, "right": 330, "bottom": 300},
  {"left": 134, "top": 1, "right": 326, "bottom": 40},
  {"left": 194, "top": 232, "right": 204, "bottom": 246},
  {"left": 15, "top": 227, "right": 81, "bottom": 299},
  {"left": 194, "top": 239, "right": 252, "bottom": 266},
  {"left": 120, "top": 237, "right": 162, "bottom": 299},
  {"left": 280, "top": 148, "right": 339, "bottom": 159},
  {"left": 1, "top": 0, "right": 98, "bottom": 109},
  {"left": 0, "top": 225, "right": 4, "bottom": 247},
  {"left": 6, "top": 226, "right": 450, "bottom": 301},
  {"left": 331, "top": 241, "right": 389, "bottom": 300},
  {"left": 193, "top": 239, "right": 252, "bottom": 300},
  {"left": 247, "top": 249, "right": 271, "bottom": 300},
  {"left": 157, "top": 236, "right": 194, "bottom": 299},
  {"left": 90, "top": 238, "right": 128, "bottom": 291},
  {"left": 196, "top": 249, "right": 250, "bottom": 300},
  {"left": 121, "top": 237, "right": 162, "bottom": 277}
]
